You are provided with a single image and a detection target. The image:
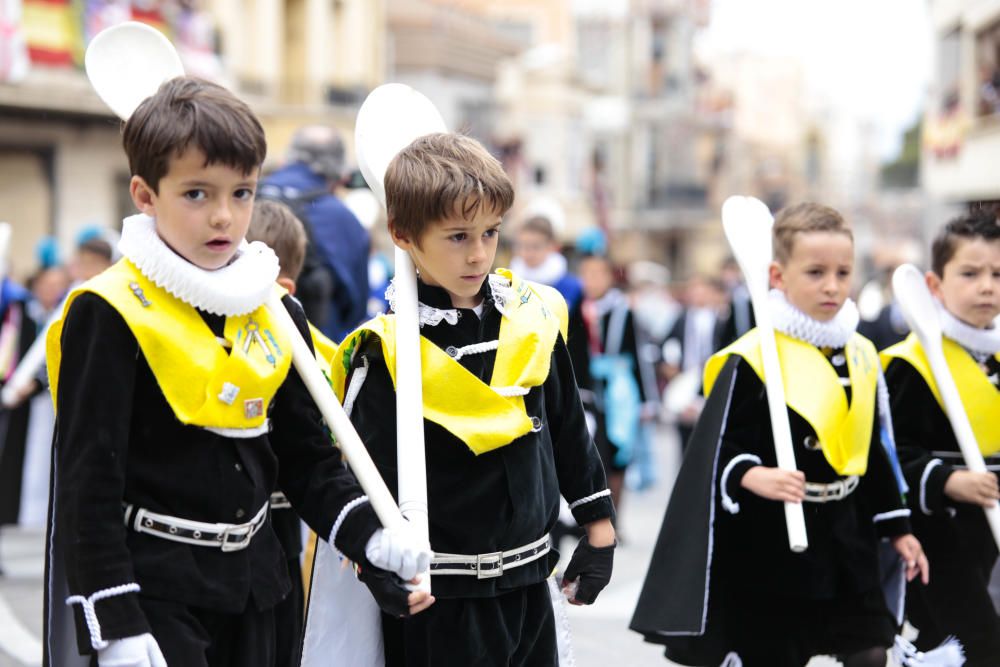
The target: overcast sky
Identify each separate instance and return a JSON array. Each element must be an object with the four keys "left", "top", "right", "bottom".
[{"left": 696, "top": 0, "right": 934, "bottom": 158}]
